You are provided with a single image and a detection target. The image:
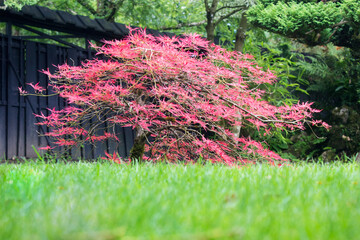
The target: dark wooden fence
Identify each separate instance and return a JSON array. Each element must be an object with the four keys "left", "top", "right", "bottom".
[{"left": 0, "top": 35, "right": 134, "bottom": 160}]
